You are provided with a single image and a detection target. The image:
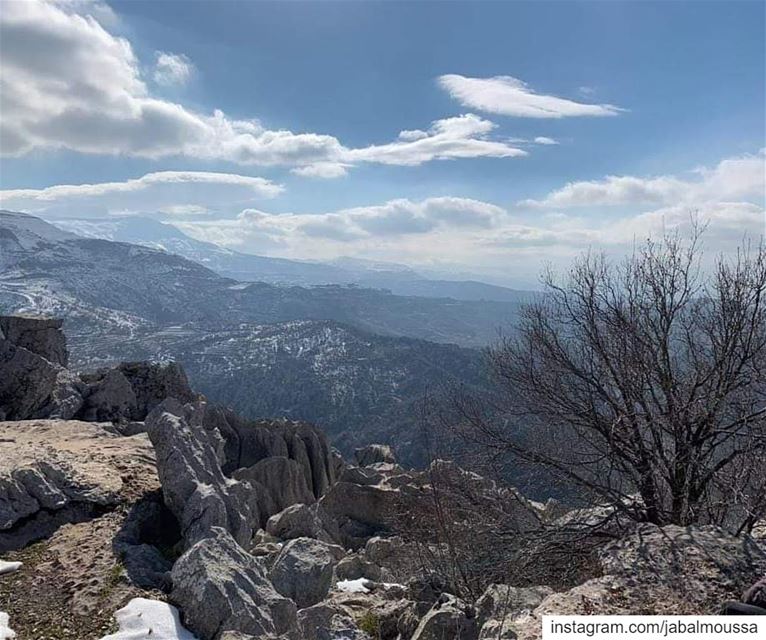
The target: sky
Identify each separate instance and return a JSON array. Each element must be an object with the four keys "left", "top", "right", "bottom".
[{"left": 0, "top": 0, "right": 764, "bottom": 287}]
